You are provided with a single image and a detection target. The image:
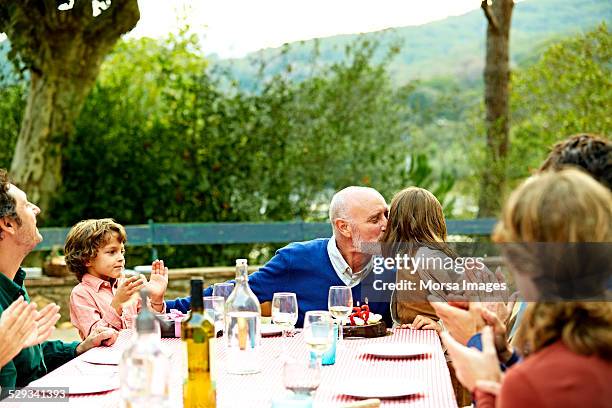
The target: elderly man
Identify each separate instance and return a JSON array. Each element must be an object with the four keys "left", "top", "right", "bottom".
[
  {"left": 166, "top": 186, "right": 392, "bottom": 327},
  {"left": 0, "top": 169, "right": 117, "bottom": 391}
]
